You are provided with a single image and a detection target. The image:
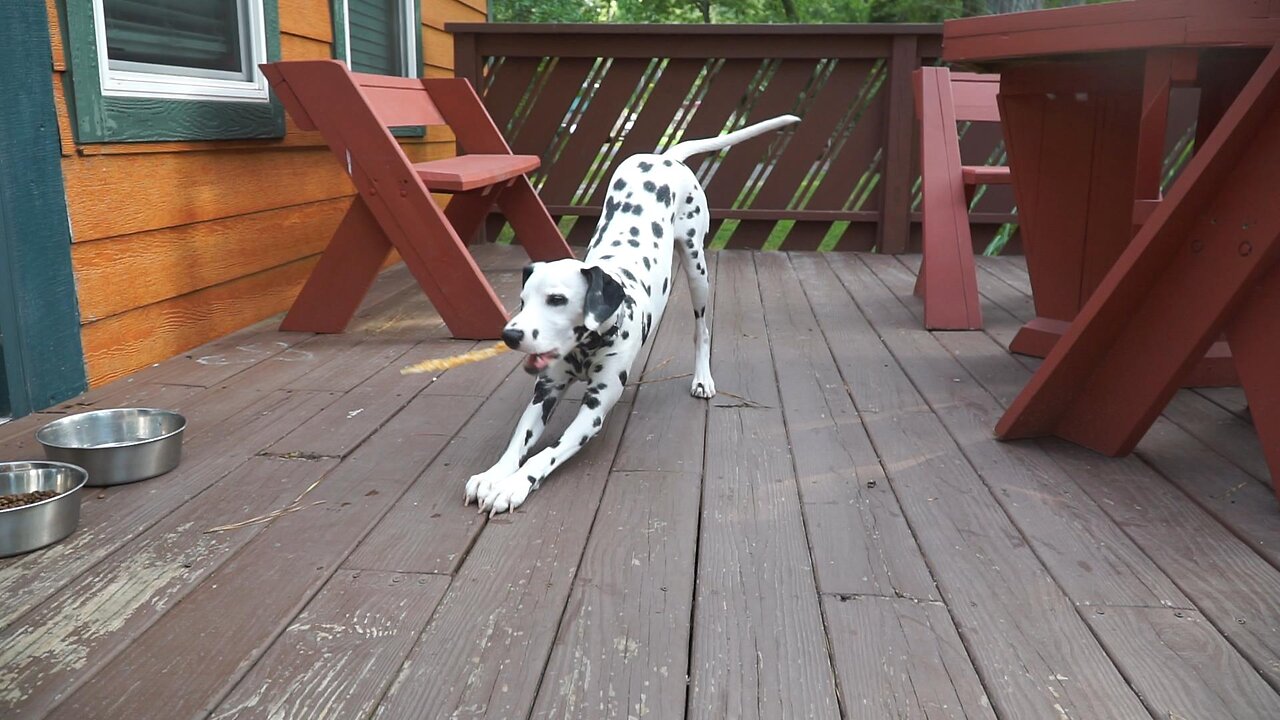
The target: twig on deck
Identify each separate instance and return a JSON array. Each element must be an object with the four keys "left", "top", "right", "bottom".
[{"left": 203, "top": 477, "right": 327, "bottom": 534}]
